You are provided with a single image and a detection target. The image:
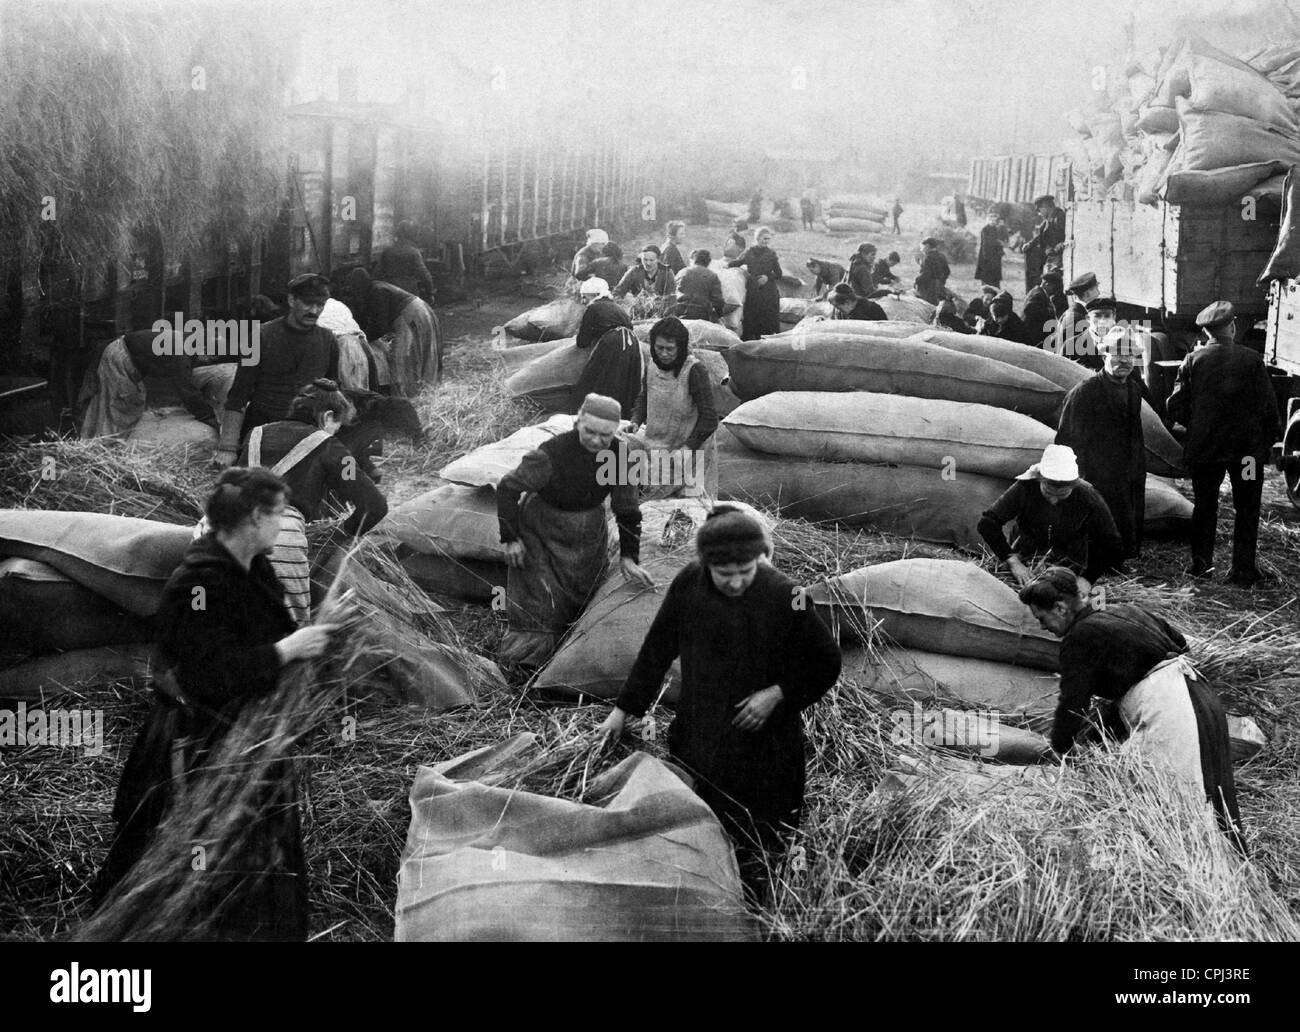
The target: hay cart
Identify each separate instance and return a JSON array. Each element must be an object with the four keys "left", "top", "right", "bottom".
[{"left": 1263, "top": 278, "right": 1300, "bottom": 507}]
